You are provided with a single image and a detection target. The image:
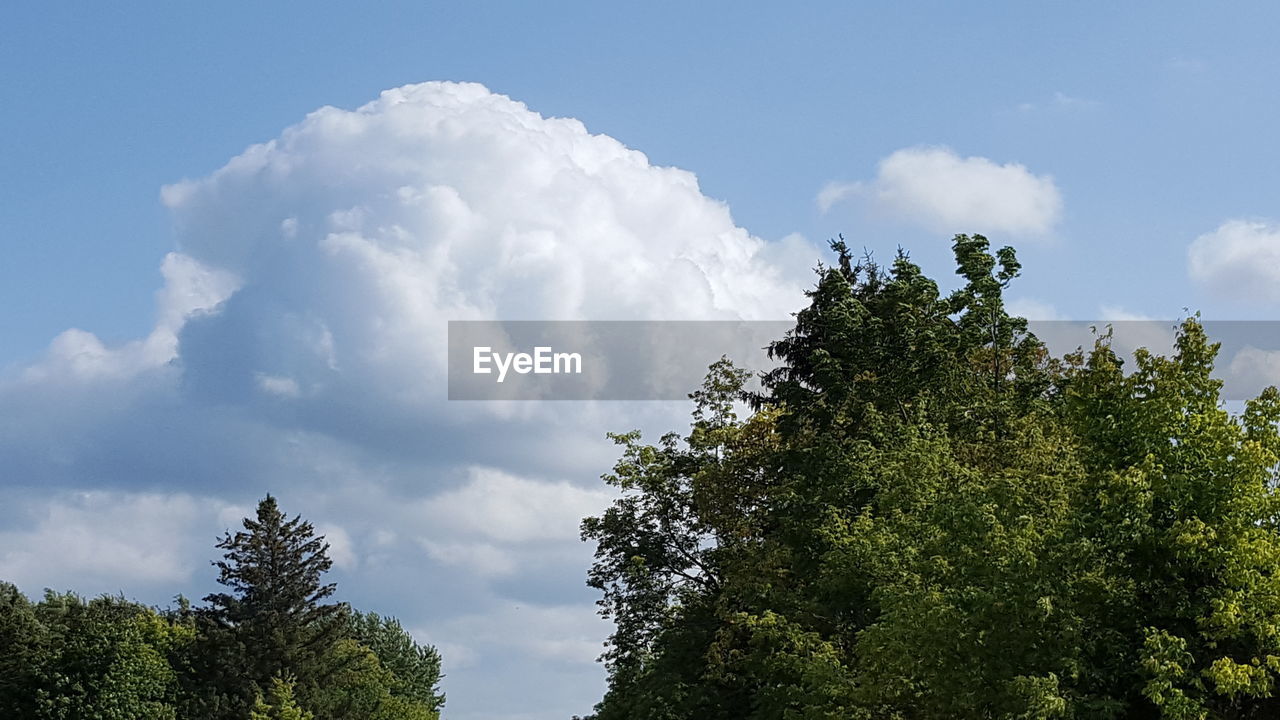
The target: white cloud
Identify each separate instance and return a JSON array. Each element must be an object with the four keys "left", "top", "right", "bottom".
[
  {"left": 1005, "top": 297, "right": 1062, "bottom": 320},
  {"left": 317, "top": 523, "right": 358, "bottom": 570},
  {"left": 1215, "top": 344, "right": 1280, "bottom": 404},
  {"left": 409, "top": 466, "right": 609, "bottom": 576},
  {"left": 418, "top": 540, "right": 517, "bottom": 577},
  {"left": 816, "top": 182, "right": 860, "bottom": 213},
  {"left": 0, "top": 81, "right": 813, "bottom": 720},
  {"left": 821, "top": 146, "right": 1062, "bottom": 237},
  {"left": 412, "top": 468, "right": 615, "bottom": 578},
  {"left": 1097, "top": 305, "right": 1169, "bottom": 322},
  {"left": 256, "top": 373, "right": 302, "bottom": 398},
  {"left": 433, "top": 602, "right": 608, "bottom": 666},
  {"left": 1016, "top": 91, "right": 1099, "bottom": 113},
  {"left": 1188, "top": 220, "right": 1280, "bottom": 302},
  {"left": 421, "top": 467, "right": 614, "bottom": 544},
  {"left": 1228, "top": 346, "right": 1280, "bottom": 389},
  {"left": 20, "top": 253, "right": 238, "bottom": 384},
  {"left": 6, "top": 80, "right": 809, "bottom": 478},
  {"left": 146, "top": 81, "right": 810, "bottom": 419},
  {"left": 0, "top": 491, "right": 236, "bottom": 594},
  {"left": 1051, "top": 91, "right": 1097, "bottom": 109},
  {"left": 162, "top": 81, "right": 805, "bottom": 326}
]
